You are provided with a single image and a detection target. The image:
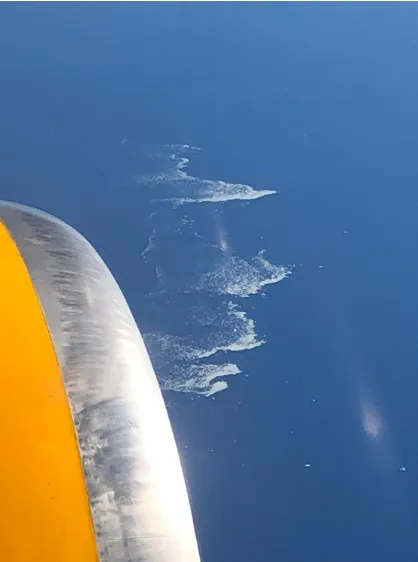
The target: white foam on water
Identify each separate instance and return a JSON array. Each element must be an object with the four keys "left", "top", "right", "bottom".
[
  {"left": 137, "top": 146, "right": 276, "bottom": 204},
  {"left": 193, "top": 303, "right": 264, "bottom": 359},
  {"left": 141, "top": 228, "right": 157, "bottom": 260},
  {"left": 170, "top": 179, "right": 276, "bottom": 206},
  {"left": 145, "top": 302, "right": 264, "bottom": 364},
  {"left": 144, "top": 301, "right": 264, "bottom": 395},
  {"left": 144, "top": 332, "right": 192, "bottom": 364},
  {"left": 164, "top": 143, "right": 202, "bottom": 153},
  {"left": 134, "top": 143, "right": 292, "bottom": 396},
  {"left": 197, "top": 250, "right": 293, "bottom": 298},
  {"left": 163, "top": 363, "right": 241, "bottom": 396}
]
